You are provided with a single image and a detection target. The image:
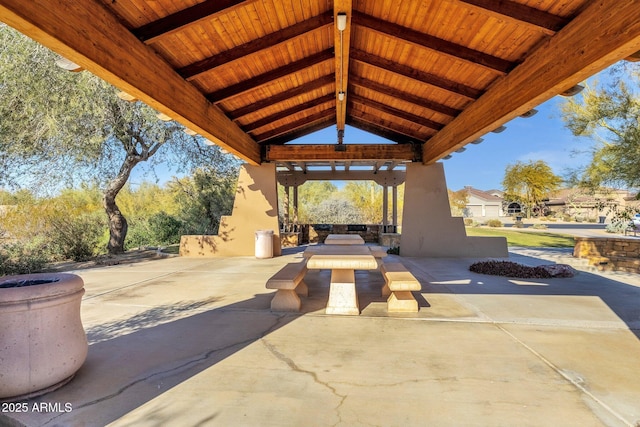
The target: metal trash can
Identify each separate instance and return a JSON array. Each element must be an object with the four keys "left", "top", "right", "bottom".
[{"left": 255, "top": 230, "right": 274, "bottom": 259}]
